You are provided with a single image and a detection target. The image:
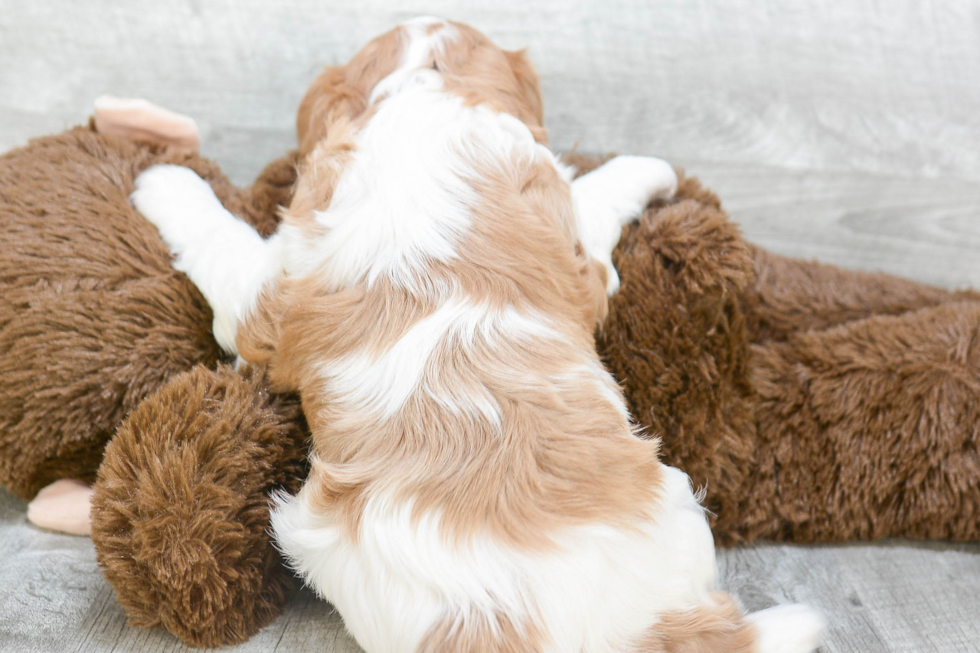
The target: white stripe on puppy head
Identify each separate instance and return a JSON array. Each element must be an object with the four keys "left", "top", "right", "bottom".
[{"left": 369, "top": 17, "right": 459, "bottom": 104}]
